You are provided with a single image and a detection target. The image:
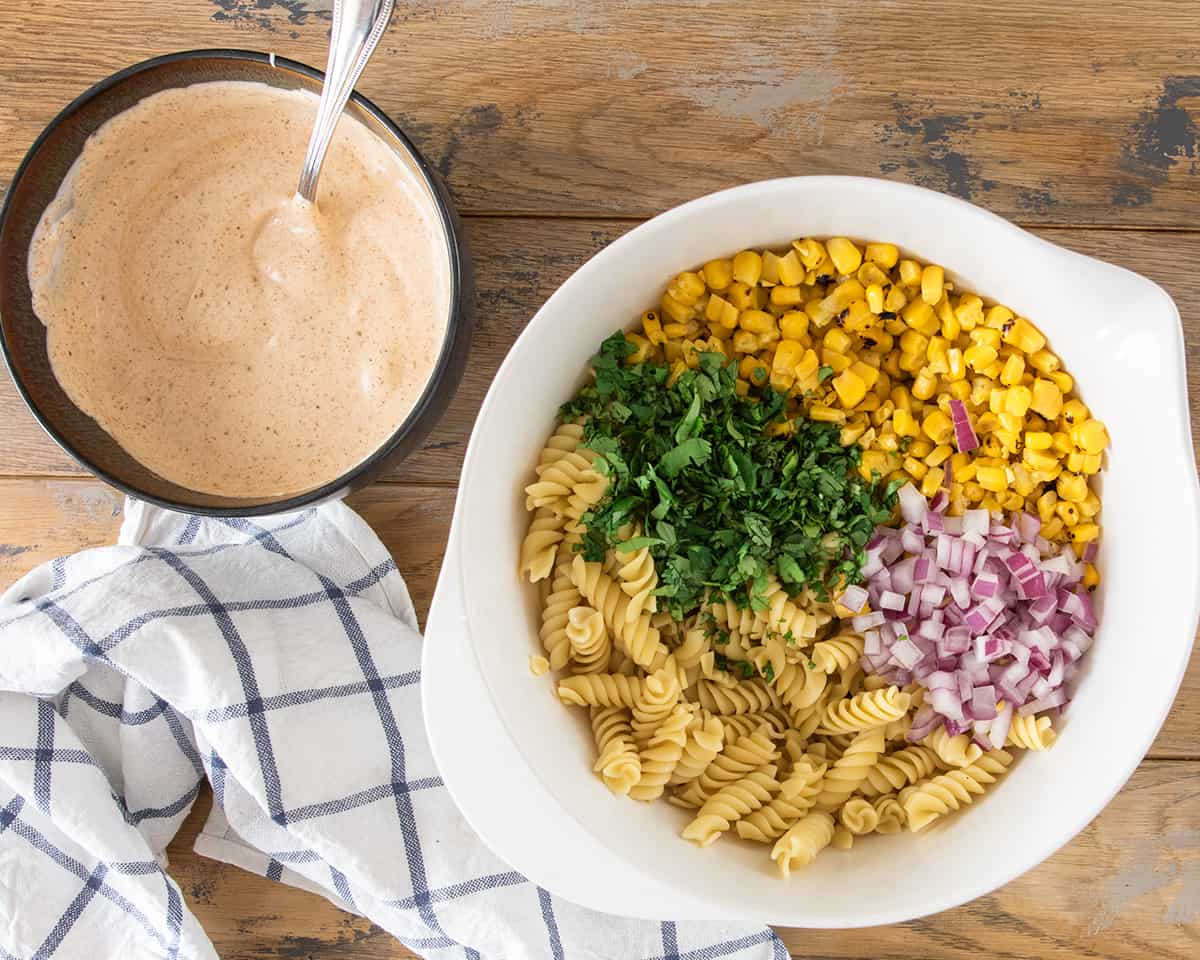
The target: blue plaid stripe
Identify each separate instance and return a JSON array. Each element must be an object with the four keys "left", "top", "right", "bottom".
[
  {"left": 163, "top": 875, "right": 183, "bottom": 960},
  {"left": 387, "top": 871, "right": 526, "bottom": 911},
  {"left": 201, "top": 671, "right": 419, "bottom": 723},
  {"left": 0, "top": 746, "right": 97, "bottom": 766},
  {"left": 33, "top": 863, "right": 108, "bottom": 958},
  {"left": 123, "top": 779, "right": 202, "bottom": 826},
  {"left": 537, "top": 888, "right": 565, "bottom": 960},
  {"left": 647, "top": 931, "right": 783, "bottom": 960},
  {"left": 33, "top": 699, "right": 55, "bottom": 813},
  {"left": 329, "top": 866, "right": 356, "bottom": 909},
  {"left": 266, "top": 859, "right": 284, "bottom": 882},
  {"left": 662, "top": 921, "right": 680, "bottom": 960}
]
